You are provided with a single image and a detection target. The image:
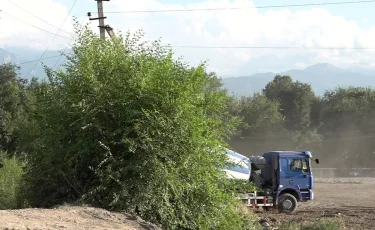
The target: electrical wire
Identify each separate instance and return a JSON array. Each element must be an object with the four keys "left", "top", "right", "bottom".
[
  {"left": 26, "top": 0, "right": 78, "bottom": 78},
  {"left": 168, "top": 45, "right": 375, "bottom": 50},
  {"left": 17, "top": 55, "right": 63, "bottom": 65},
  {"left": 0, "top": 11, "right": 71, "bottom": 40},
  {"left": 52, "top": 15, "right": 88, "bottom": 70},
  {"left": 14, "top": 44, "right": 375, "bottom": 67},
  {"left": 94, "top": 0, "right": 375, "bottom": 14},
  {"left": 14, "top": 16, "right": 87, "bottom": 68},
  {"left": 6, "top": 0, "right": 74, "bottom": 37}
]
